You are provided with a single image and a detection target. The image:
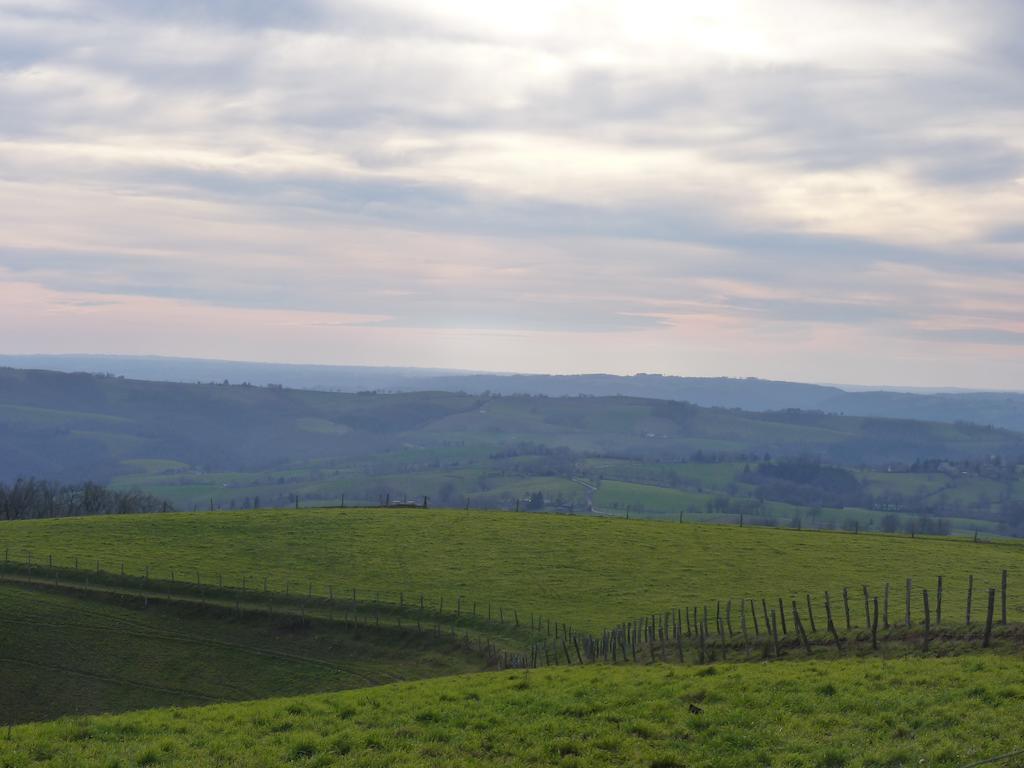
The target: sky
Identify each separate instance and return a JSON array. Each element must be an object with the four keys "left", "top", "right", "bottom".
[{"left": 2, "top": 1, "right": 1023, "bottom": 387}]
